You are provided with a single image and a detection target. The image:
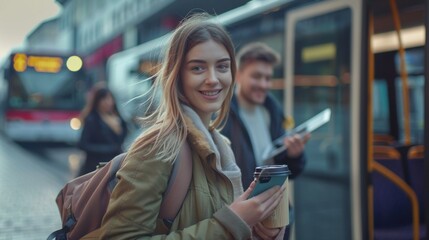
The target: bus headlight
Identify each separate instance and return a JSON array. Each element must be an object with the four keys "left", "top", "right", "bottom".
[
  {"left": 70, "top": 118, "right": 82, "bottom": 130},
  {"left": 66, "top": 56, "right": 83, "bottom": 72}
]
